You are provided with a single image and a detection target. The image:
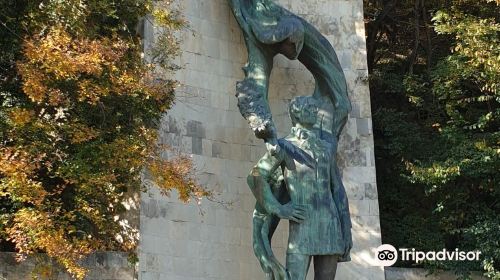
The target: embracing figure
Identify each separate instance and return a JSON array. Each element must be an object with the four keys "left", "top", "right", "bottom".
[{"left": 227, "top": 1, "right": 353, "bottom": 279}]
